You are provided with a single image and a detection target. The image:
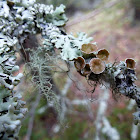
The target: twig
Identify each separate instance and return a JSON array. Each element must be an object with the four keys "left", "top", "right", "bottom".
[
  {"left": 131, "top": 124, "right": 139, "bottom": 140},
  {"left": 94, "top": 85, "right": 120, "bottom": 140},
  {"left": 61, "top": 77, "right": 72, "bottom": 96},
  {"left": 25, "top": 91, "right": 41, "bottom": 140},
  {"left": 127, "top": 99, "right": 136, "bottom": 110},
  {"left": 102, "top": 117, "right": 120, "bottom": 140},
  {"left": 60, "top": 77, "right": 72, "bottom": 121},
  {"left": 127, "top": 99, "right": 139, "bottom": 140}
]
